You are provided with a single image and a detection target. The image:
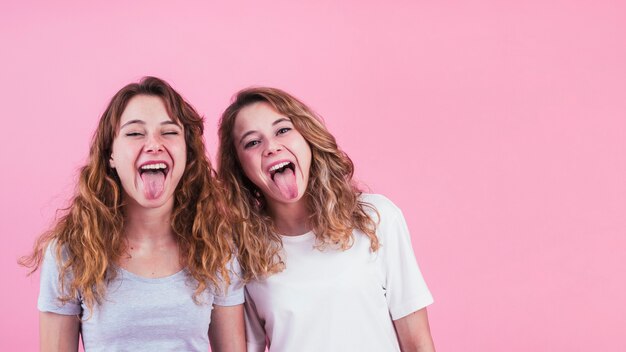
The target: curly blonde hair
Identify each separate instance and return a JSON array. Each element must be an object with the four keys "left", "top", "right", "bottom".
[
  {"left": 21, "top": 77, "right": 233, "bottom": 312},
  {"left": 217, "top": 87, "right": 379, "bottom": 281}
]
